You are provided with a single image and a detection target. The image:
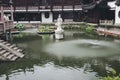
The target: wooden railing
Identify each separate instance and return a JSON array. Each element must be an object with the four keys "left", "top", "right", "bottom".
[
  {"left": 3, "top": 7, "right": 11, "bottom": 10},
  {"left": 99, "top": 20, "right": 114, "bottom": 25},
  {"left": 3, "top": 5, "right": 82, "bottom": 11},
  {"left": 15, "top": 7, "right": 26, "bottom": 10},
  {"left": 64, "top": 6, "right": 73, "bottom": 9},
  {"left": 28, "top": 6, "right": 38, "bottom": 10},
  {"left": 4, "top": 20, "right": 14, "bottom": 29},
  {"left": 75, "top": 5, "right": 82, "bottom": 9},
  {"left": 0, "top": 22, "right": 4, "bottom": 34},
  {"left": 53, "top": 6, "right": 62, "bottom": 9},
  {"left": 0, "top": 20, "right": 13, "bottom": 34}
]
